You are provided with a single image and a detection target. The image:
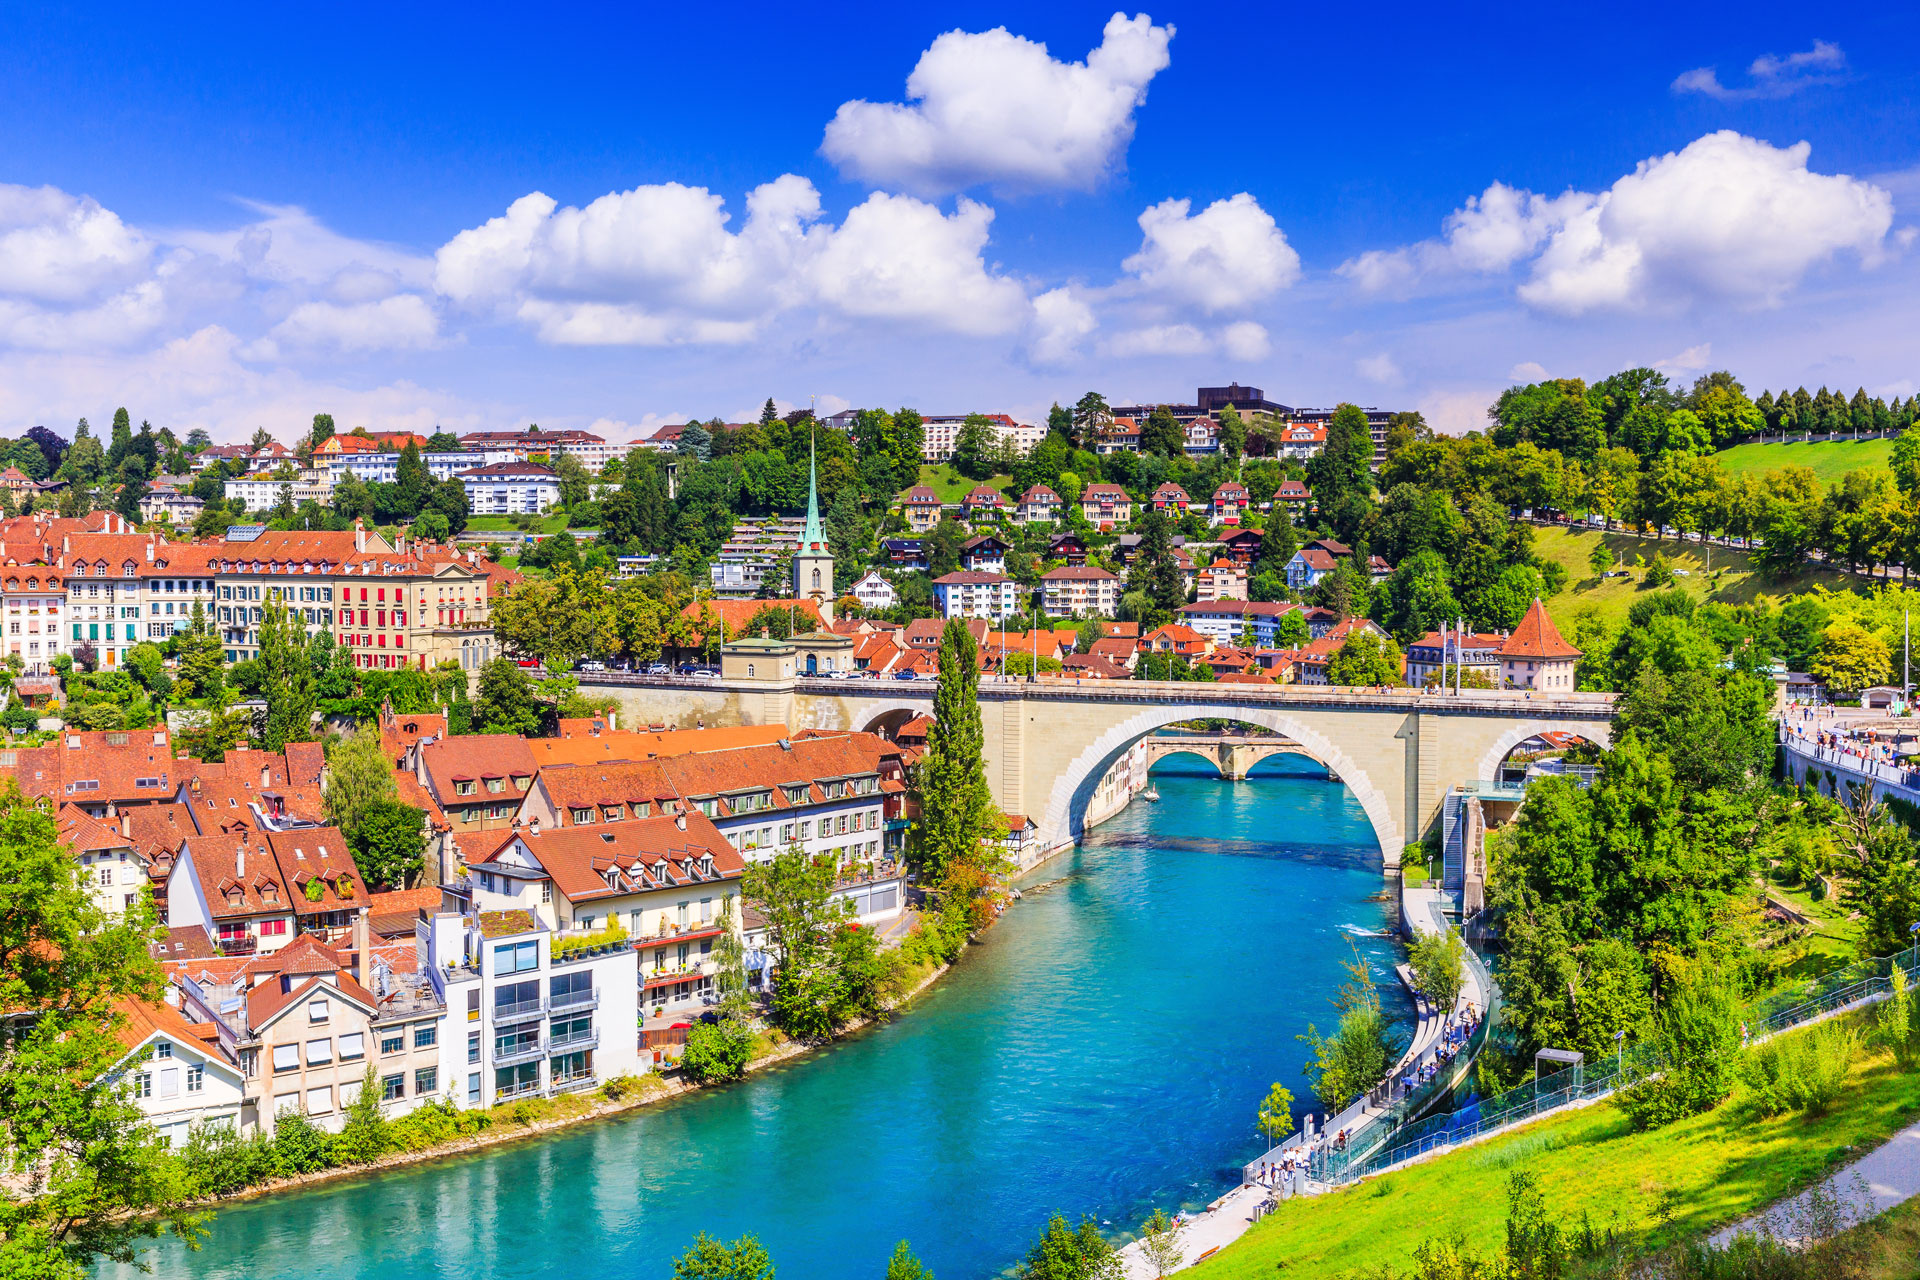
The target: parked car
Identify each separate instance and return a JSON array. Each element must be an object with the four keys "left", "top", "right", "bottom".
[
  {"left": 892, "top": 669, "right": 919, "bottom": 680},
  {"left": 676, "top": 663, "right": 701, "bottom": 676},
  {"left": 516, "top": 658, "right": 539, "bottom": 668},
  {"left": 691, "top": 669, "right": 719, "bottom": 681},
  {"left": 579, "top": 660, "right": 606, "bottom": 672},
  {"left": 645, "top": 663, "right": 671, "bottom": 676}
]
